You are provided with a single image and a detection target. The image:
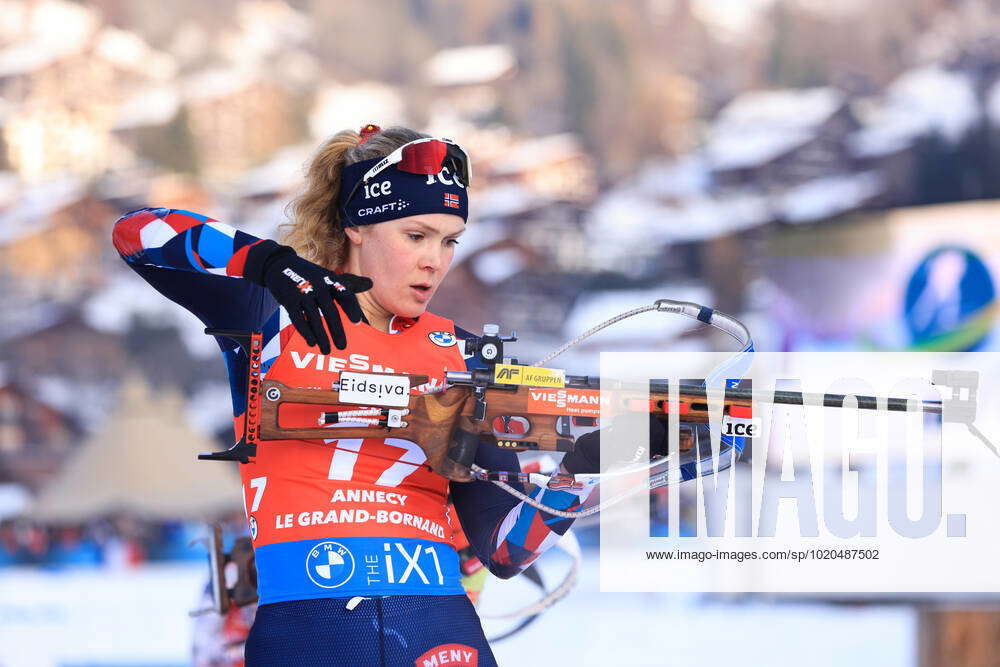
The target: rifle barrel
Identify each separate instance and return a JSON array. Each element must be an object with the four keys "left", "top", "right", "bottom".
[
  {"left": 663, "top": 384, "right": 943, "bottom": 415},
  {"left": 442, "top": 373, "right": 943, "bottom": 415}
]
